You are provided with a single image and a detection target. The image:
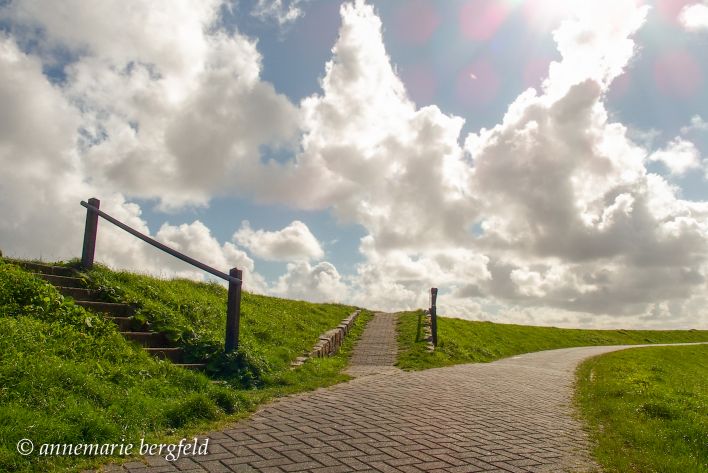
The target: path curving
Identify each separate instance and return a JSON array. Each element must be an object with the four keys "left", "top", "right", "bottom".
[{"left": 104, "top": 324, "right": 690, "bottom": 472}]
